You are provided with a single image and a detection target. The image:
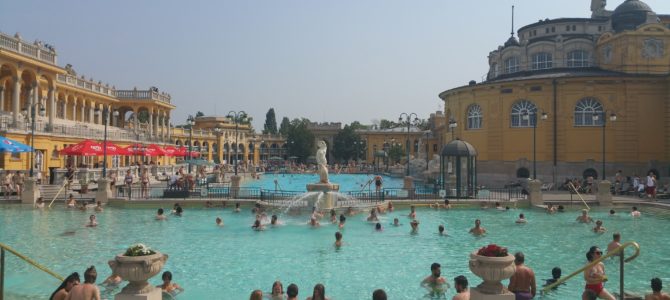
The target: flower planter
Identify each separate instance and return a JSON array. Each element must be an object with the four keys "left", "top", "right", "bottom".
[
  {"left": 109, "top": 252, "right": 168, "bottom": 294},
  {"left": 469, "top": 251, "right": 516, "bottom": 294}
]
